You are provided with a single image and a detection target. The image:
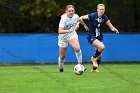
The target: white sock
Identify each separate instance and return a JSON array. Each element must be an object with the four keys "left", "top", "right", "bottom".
[
  {"left": 58, "top": 57, "right": 64, "bottom": 69},
  {"left": 75, "top": 50, "right": 82, "bottom": 64}
]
